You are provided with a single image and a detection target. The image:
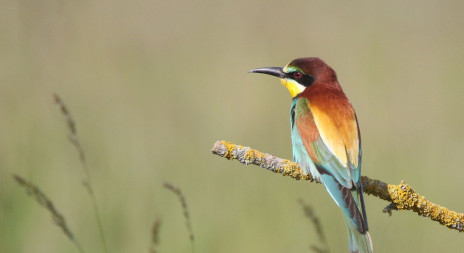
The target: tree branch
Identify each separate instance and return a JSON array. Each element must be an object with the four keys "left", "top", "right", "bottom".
[{"left": 211, "top": 140, "right": 464, "bottom": 233}]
